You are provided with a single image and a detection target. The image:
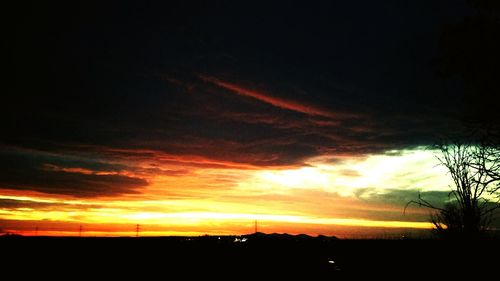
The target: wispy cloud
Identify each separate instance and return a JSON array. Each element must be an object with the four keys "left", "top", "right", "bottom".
[{"left": 200, "top": 75, "right": 358, "bottom": 119}]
